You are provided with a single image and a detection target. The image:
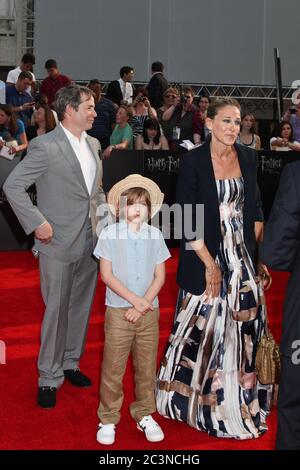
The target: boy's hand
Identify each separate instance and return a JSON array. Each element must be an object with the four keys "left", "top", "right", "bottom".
[
  {"left": 132, "top": 296, "right": 154, "bottom": 314},
  {"left": 125, "top": 307, "right": 142, "bottom": 323}
]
